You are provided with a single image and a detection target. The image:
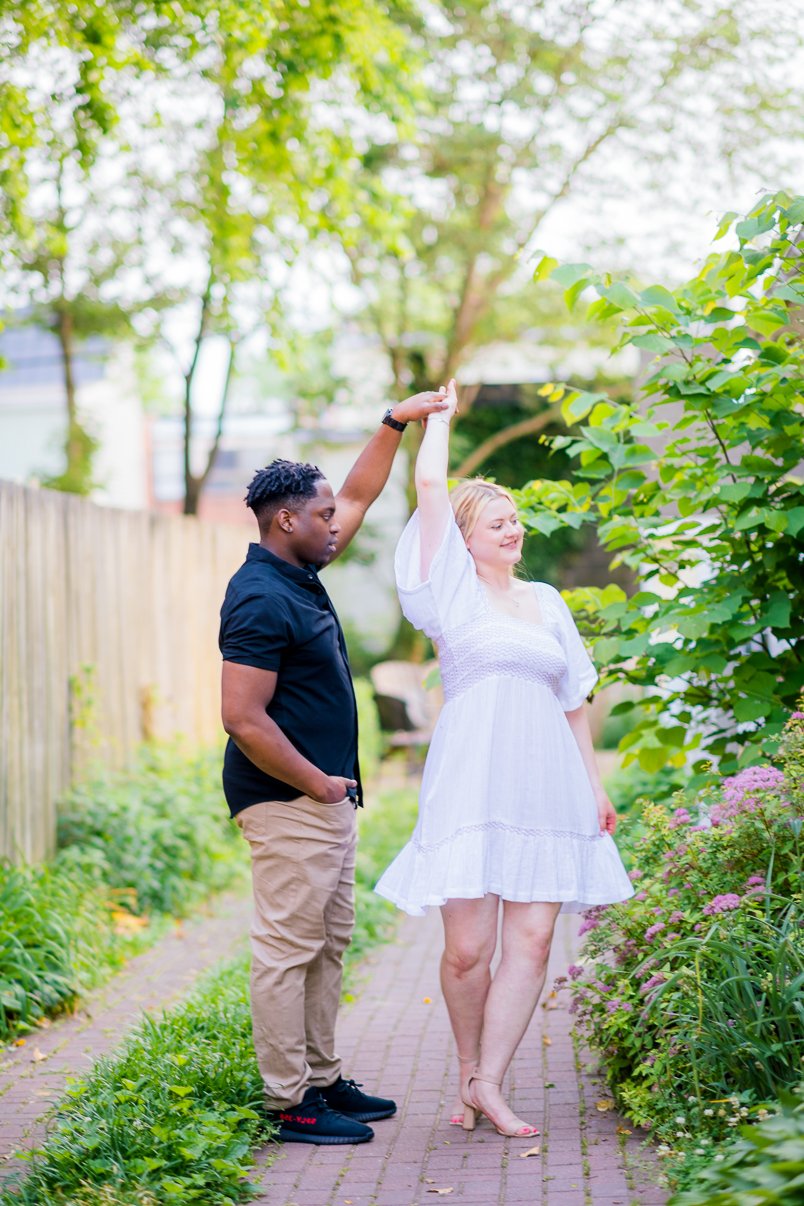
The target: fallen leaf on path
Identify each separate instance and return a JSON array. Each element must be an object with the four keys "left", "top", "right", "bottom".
[
  {"left": 423, "top": 997, "right": 432, "bottom": 1004},
  {"left": 424, "top": 1179, "right": 435, "bottom": 1184},
  {"left": 31, "top": 1047, "right": 47, "bottom": 1063},
  {"left": 542, "top": 1035, "right": 552, "bottom": 1046},
  {"left": 34, "top": 1017, "right": 51, "bottom": 1029},
  {"left": 111, "top": 910, "right": 148, "bottom": 933},
  {"left": 596, "top": 1100, "right": 616, "bottom": 1112},
  {"left": 519, "top": 1146, "right": 541, "bottom": 1158},
  {"left": 544, "top": 1082, "right": 556, "bottom": 1089},
  {"left": 426, "top": 1190, "right": 453, "bottom": 1196},
  {"left": 542, "top": 991, "right": 559, "bottom": 1011},
  {"left": 617, "top": 1126, "right": 632, "bottom": 1135},
  {"left": 12, "top": 1039, "right": 26, "bottom": 1047}
]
